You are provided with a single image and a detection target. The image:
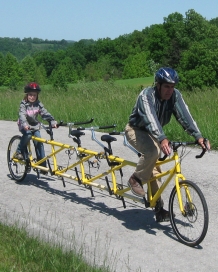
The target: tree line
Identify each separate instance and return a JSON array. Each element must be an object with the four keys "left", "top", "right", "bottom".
[{"left": 1, "top": 9, "right": 218, "bottom": 91}]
